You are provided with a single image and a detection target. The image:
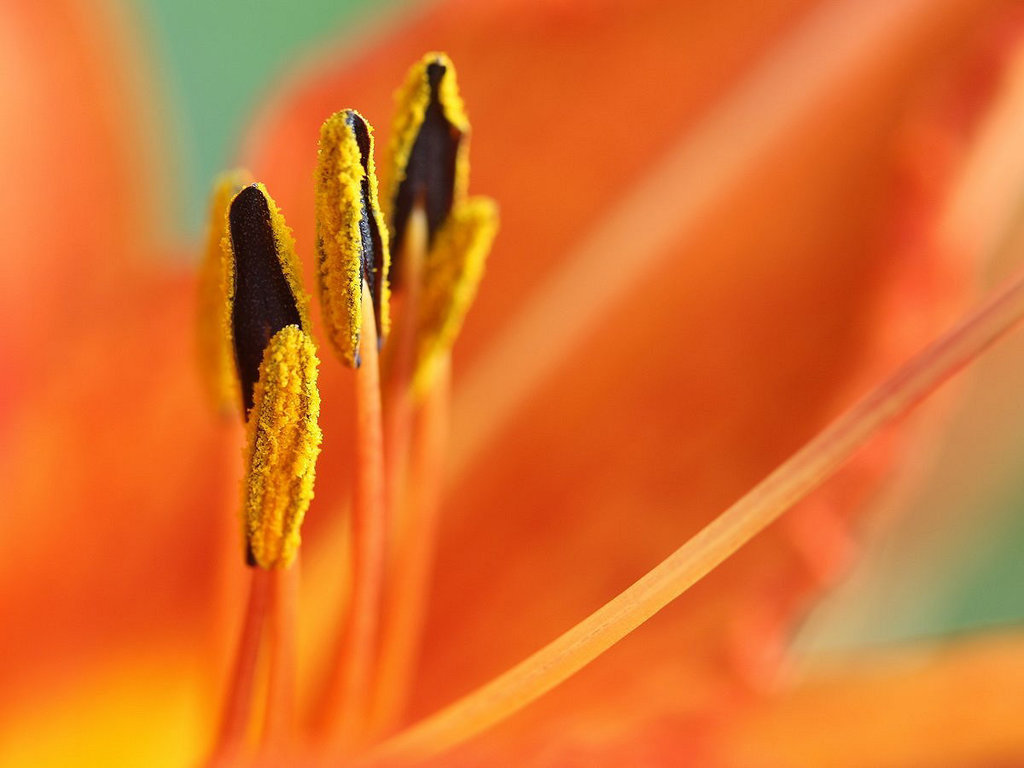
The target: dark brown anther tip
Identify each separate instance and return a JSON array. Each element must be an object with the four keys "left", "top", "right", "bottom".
[
  {"left": 390, "top": 63, "right": 463, "bottom": 287},
  {"left": 344, "top": 111, "right": 387, "bottom": 342},
  {"left": 230, "top": 184, "right": 302, "bottom": 414}
]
